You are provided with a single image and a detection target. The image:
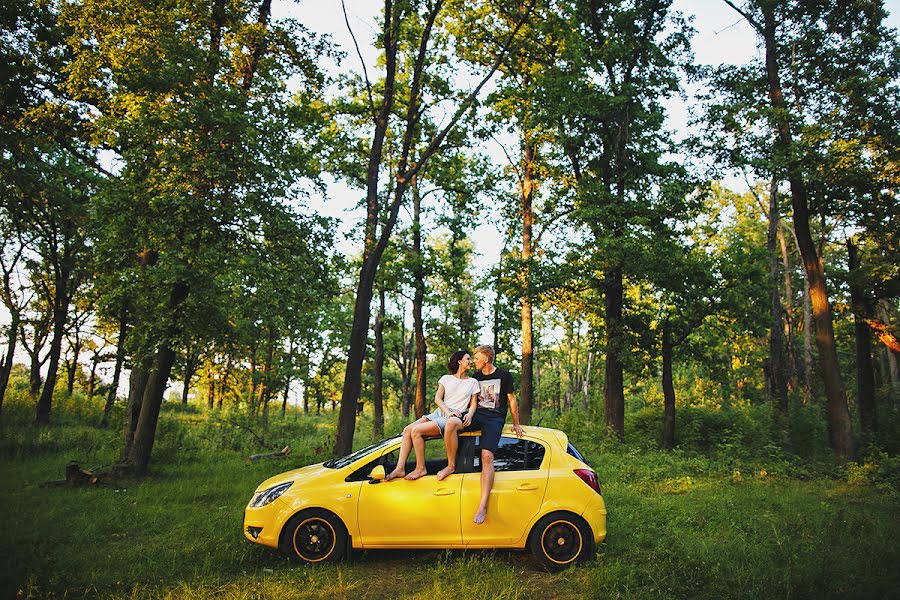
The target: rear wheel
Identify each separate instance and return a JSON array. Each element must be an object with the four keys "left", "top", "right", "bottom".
[
  {"left": 528, "top": 512, "right": 592, "bottom": 572},
  {"left": 280, "top": 509, "right": 347, "bottom": 564}
]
